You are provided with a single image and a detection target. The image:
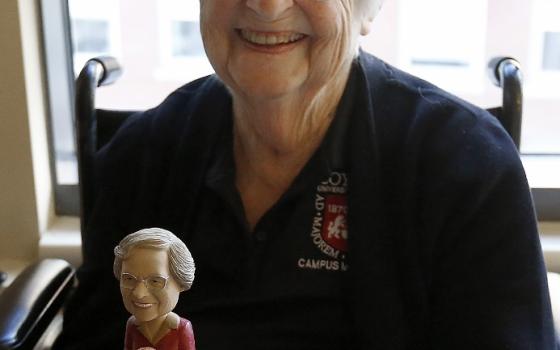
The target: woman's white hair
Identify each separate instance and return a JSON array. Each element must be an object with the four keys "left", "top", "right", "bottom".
[
  {"left": 360, "top": 0, "right": 385, "bottom": 16},
  {"left": 113, "top": 227, "right": 195, "bottom": 291}
]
